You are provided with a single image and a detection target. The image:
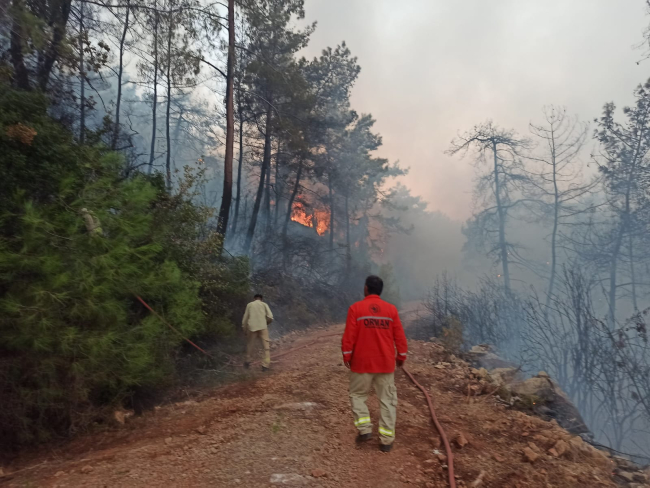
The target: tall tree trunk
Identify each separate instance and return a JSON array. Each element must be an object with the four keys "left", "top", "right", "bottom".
[
  {"left": 232, "top": 83, "right": 244, "bottom": 235},
  {"left": 608, "top": 221, "right": 625, "bottom": 328},
  {"left": 79, "top": 1, "right": 85, "bottom": 144},
  {"left": 164, "top": 9, "right": 173, "bottom": 190},
  {"left": 328, "top": 174, "right": 334, "bottom": 250},
  {"left": 263, "top": 150, "right": 271, "bottom": 230},
  {"left": 112, "top": 0, "right": 130, "bottom": 150},
  {"left": 243, "top": 102, "right": 273, "bottom": 253},
  {"left": 607, "top": 108, "right": 646, "bottom": 327},
  {"left": 37, "top": 0, "right": 72, "bottom": 91},
  {"left": 282, "top": 160, "right": 303, "bottom": 266},
  {"left": 10, "top": 0, "right": 30, "bottom": 90},
  {"left": 148, "top": 7, "right": 159, "bottom": 173},
  {"left": 243, "top": 193, "right": 249, "bottom": 228},
  {"left": 545, "top": 131, "right": 559, "bottom": 312},
  {"left": 217, "top": 0, "right": 235, "bottom": 236},
  {"left": 283, "top": 160, "right": 302, "bottom": 239},
  {"left": 274, "top": 142, "right": 282, "bottom": 226},
  {"left": 345, "top": 193, "right": 351, "bottom": 274},
  {"left": 629, "top": 235, "right": 638, "bottom": 311},
  {"left": 493, "top": 141, "right": 511, "bottom": 294},
  {"left": 171, "top": 108, "right": 183, "bottom": 165}
]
